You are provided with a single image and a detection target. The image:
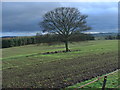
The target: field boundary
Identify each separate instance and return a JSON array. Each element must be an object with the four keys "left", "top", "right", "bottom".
[{"left": 74, "top": 69, "right": 119, "bottom": 89}]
